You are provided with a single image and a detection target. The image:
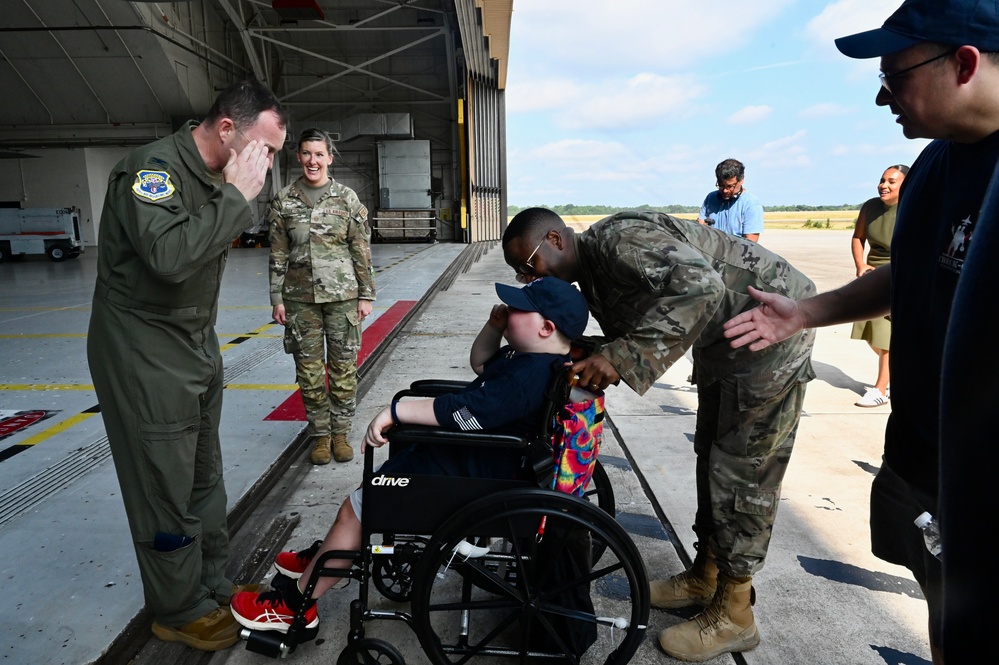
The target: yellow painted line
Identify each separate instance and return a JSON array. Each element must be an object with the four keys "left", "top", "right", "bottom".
[
  {"left": 0, "top": 384, "right": 95, "bottom": 391},
  {"left": 1, "top": 383, "right": 297, "bottom": 391},
  {"left": 226, "top": 384, "right": 299, "bottom": 390},
  {"left": 220, "top": 333, "right": 282, "bottom": 337},
  {"left": 3, "top": 322, "right": 290, "bottom": 448},
  {"left": 19, "top": 412, "right": 99, "bottom": 446},
  {"left": 1, "top": 332, "right": 283, "bottom": 339},
  {"left": 0, "top": 333, "right": 88, "bottom": 339},
  {"left": 0, "top": 307, "right": 90, "bottom": 312}
]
